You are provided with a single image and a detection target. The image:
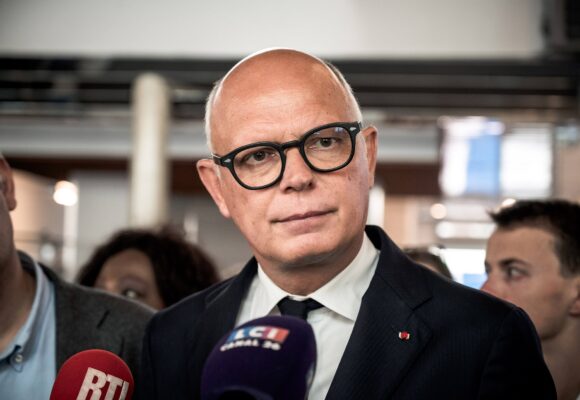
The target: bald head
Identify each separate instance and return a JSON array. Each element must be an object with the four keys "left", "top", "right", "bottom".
[{"left": 204, "top": 49, "right": 362, "bottom": 151}]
